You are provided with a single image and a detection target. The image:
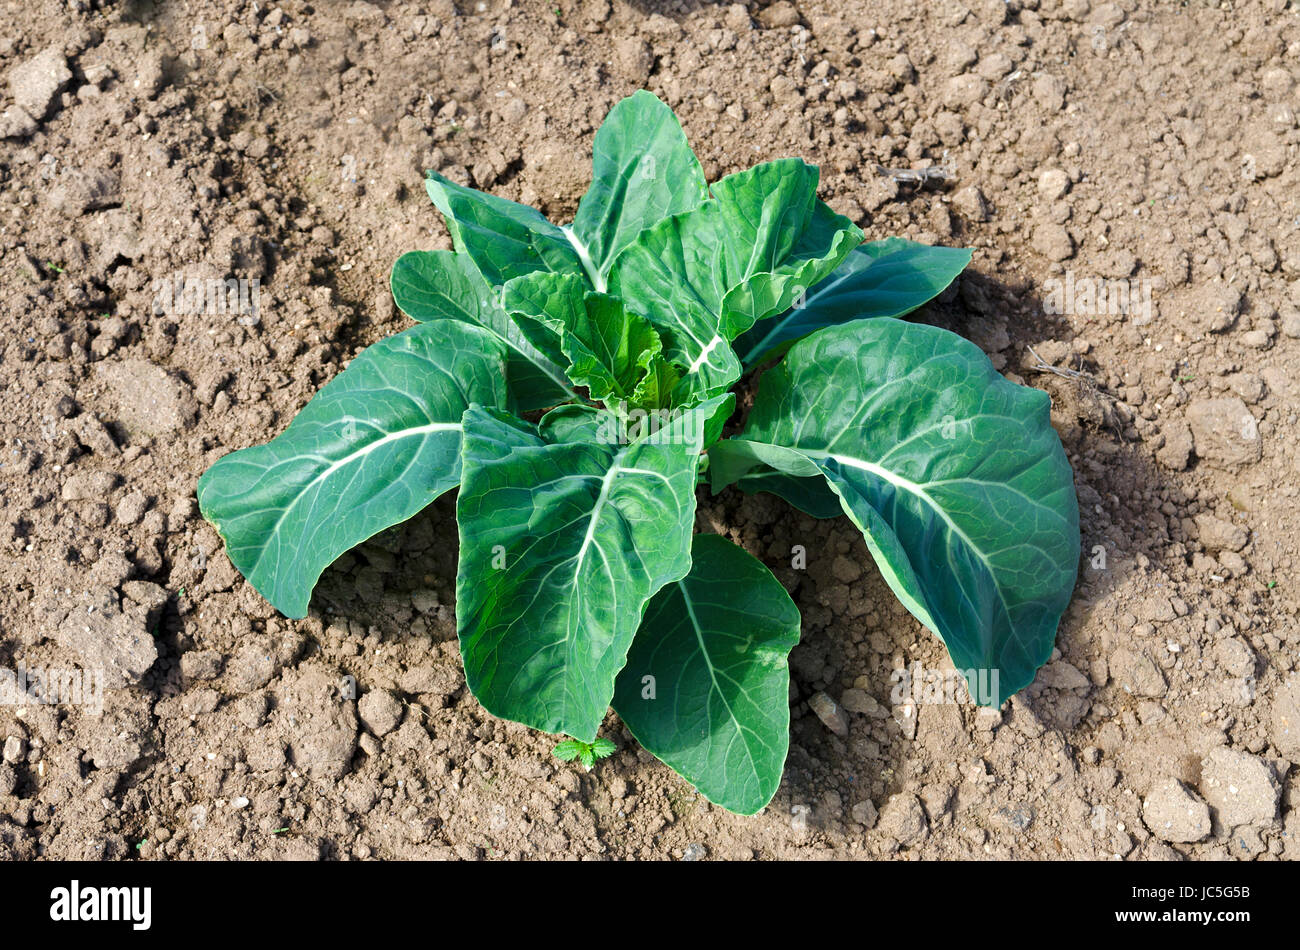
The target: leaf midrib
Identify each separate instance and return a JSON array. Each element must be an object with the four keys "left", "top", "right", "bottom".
[
  {"left": 242, "top": 420, "right": 460, "bottom": 577},
  {"left": 561, "top": 225, "right": 607, "bottom": 293},
  {"left": 679, "top": 579, "right": 764, "bottom": 788},
  {"left": 737, "top": 437, "right": 1018, "bottom": 662},
  {"left": 807, "top": 447, "right": 1012, "bottom": 660},
  {"left": 558, "top": 456, "right": 677, "bottom": 735}
]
